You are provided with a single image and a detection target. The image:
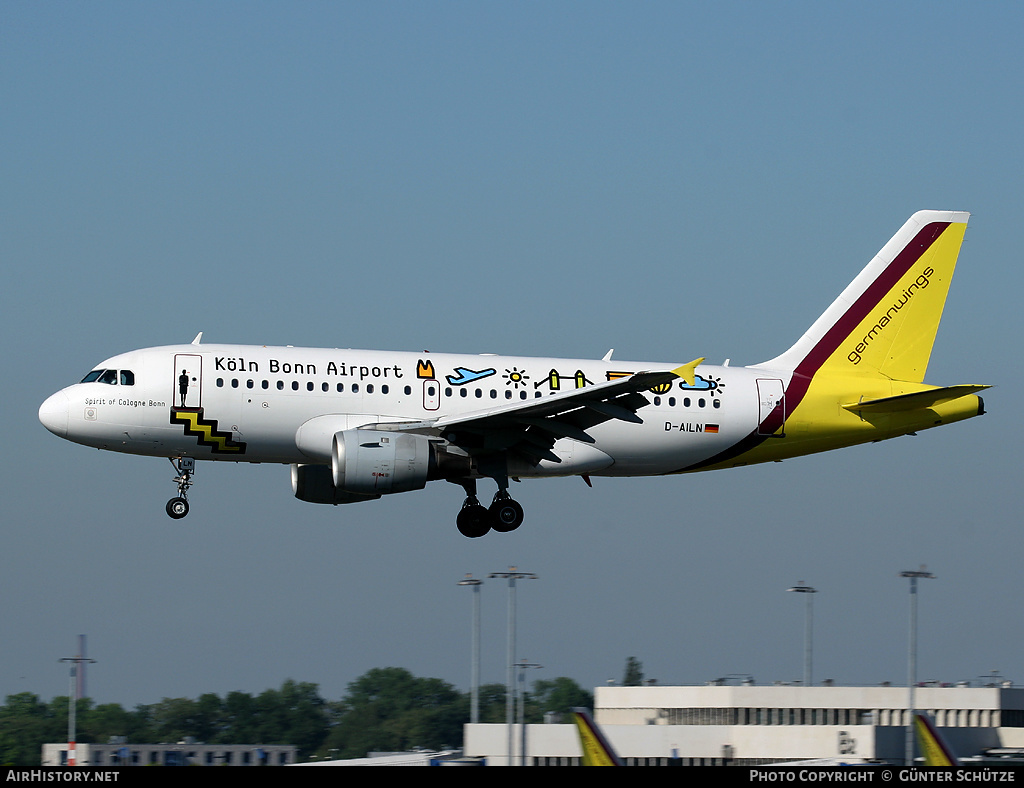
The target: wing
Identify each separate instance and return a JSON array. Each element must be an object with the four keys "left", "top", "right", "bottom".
[{"left": 364, "top": 358, "right": 703, "bottom": 466}]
